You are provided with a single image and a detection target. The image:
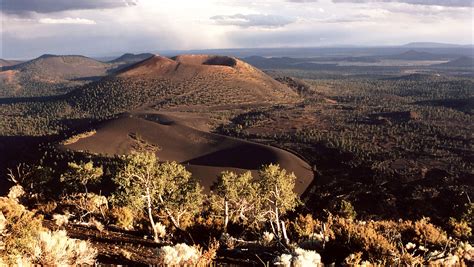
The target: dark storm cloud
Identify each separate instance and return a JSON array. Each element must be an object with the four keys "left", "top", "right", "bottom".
[
  {"left": 0, "top": 0, "right": 138, "bottom": 15},
  {"left": 331, "top": 0, "right": 473, "bottom": 7},
  {"left": 210, "top": 14, "right": 295, "bottom": 28}
]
